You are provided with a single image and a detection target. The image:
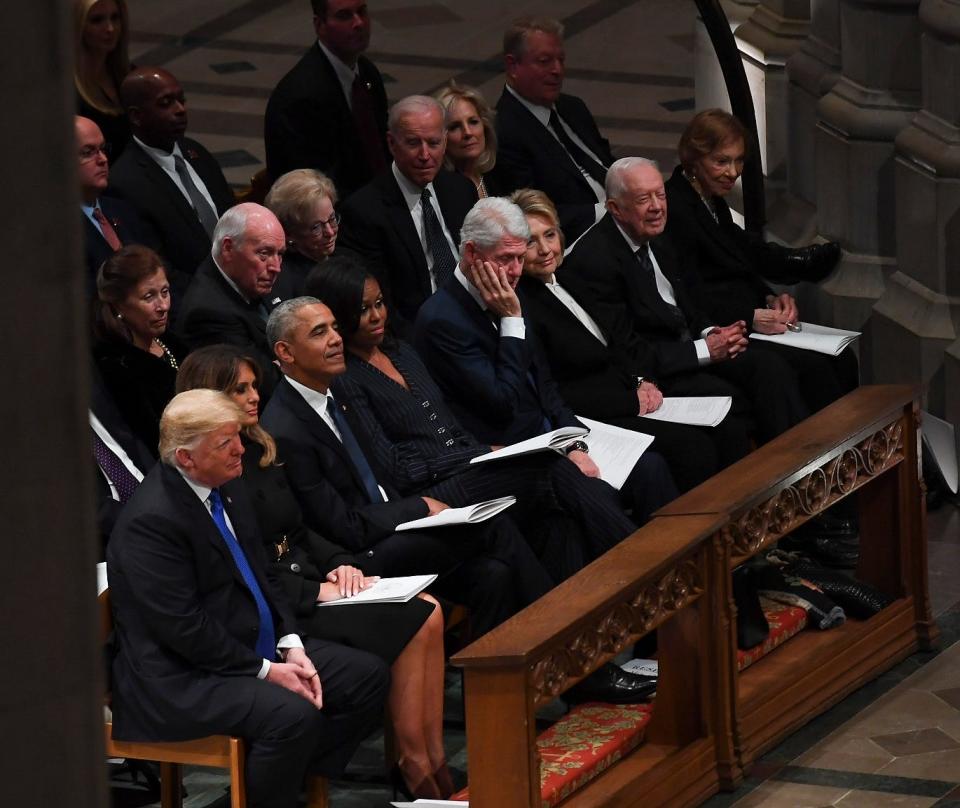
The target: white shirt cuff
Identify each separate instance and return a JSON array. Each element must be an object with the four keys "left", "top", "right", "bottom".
[
  {"left": 694, "top": 338, "right": 712, "bottom": 365},
  {"left": 256, "top": 634, "right": 304, "bottom": 679},
  {"left": 500, "top": 317, "right": 525, "bottom": 339}
]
